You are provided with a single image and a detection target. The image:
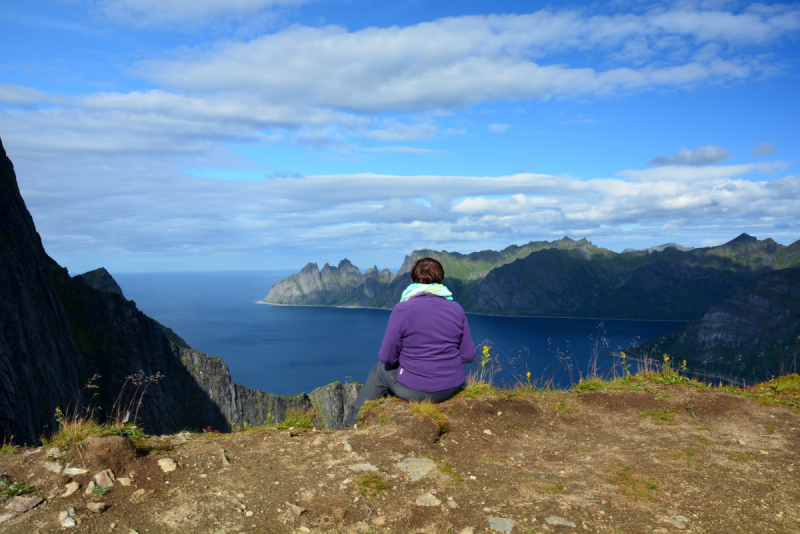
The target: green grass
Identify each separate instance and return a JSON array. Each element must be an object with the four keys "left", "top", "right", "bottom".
[
  {"left": 438, "top": 460, "right": 463, "bottom": 486},
  {"left": 727, "top": 451, "right": 755, "bottom": 463},
  {"left": 531, "top": 478, "right": 564, "bottom": 494},
  {"left": 410, "top": 401, "right": 448, "bottom": 431},
  {"left": 91, "top": 485, "right": 110, "bottom": 496},
  {"left": 455, "top": 381, "right": 499, "bottom": 398},
  {"left": 606, "top": 465, "right": 659, "bottom": 501},
  {"left": 663, "top": 449, "right": 695, "bottom": 467},
  {"left": 41, "top": 417, "right": 147, "bottom": 450},
  {"left": 355, "top": 473, "right": 386, "bottom": 497},
  {"left": 0, "top": 443, "right": 20, "bottom": 457},
  {"left": 766, "top": 423, "right": 776, "bottom": 434},
  {"left": 640, "top": 408, "right": 681, "bottom": 425},
  {"left": 479, "top": 455, "right": 506, "bottom": 463},
  {"left": 0, "top": 480, "right": 32, "bottom": 502},
  {"left": 276, "top": 408, "right": 315, "bottom": 430}
]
